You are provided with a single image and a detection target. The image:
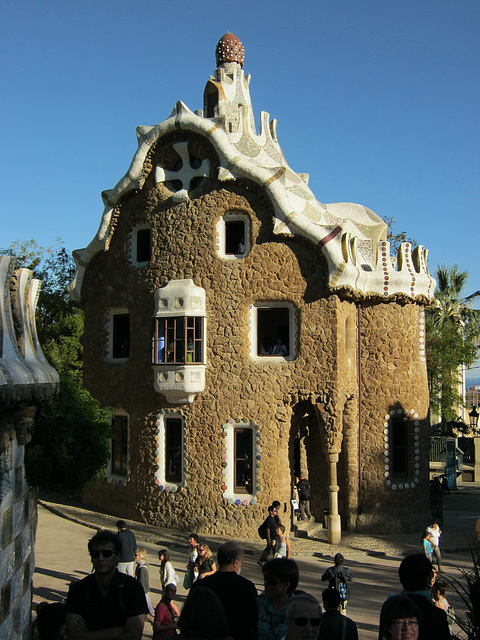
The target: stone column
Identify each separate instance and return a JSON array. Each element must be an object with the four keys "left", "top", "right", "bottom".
[{"left": 327, "top": 452, "right": 342, "bottom": 544}]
